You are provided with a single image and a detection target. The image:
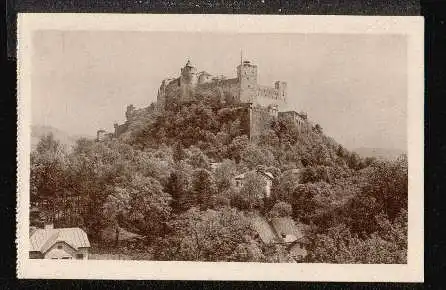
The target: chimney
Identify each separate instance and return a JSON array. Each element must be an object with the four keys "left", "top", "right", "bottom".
[{"left": 44, "top": 224, "right": 54, "bottom": 230}]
